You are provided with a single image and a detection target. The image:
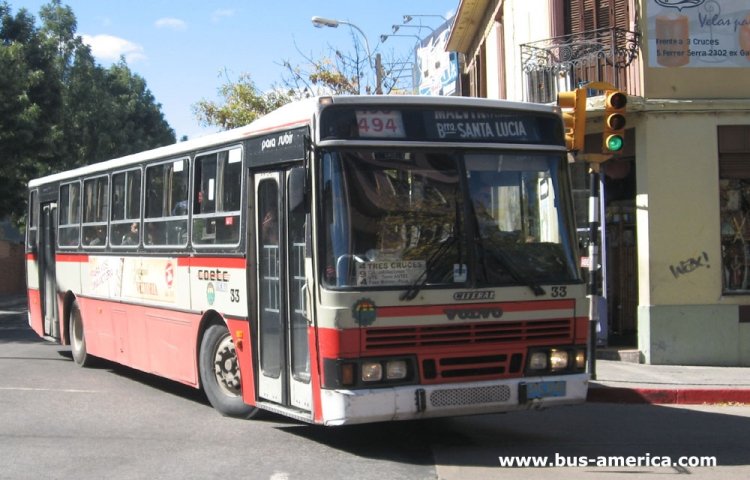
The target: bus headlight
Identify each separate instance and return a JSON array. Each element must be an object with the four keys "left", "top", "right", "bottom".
[
  {"left": 526, "top": 346, "right": 586, "bottom": 375},
  {"left": 361, "top": 361, "right": 383, "bottom": 382},
  {"left": 386, "top": 360, "right": 408, "bottom": 380},
  {"left": 528, "top": 352, "right": 548, "bottom": 371},
  {"left": 549, "top": 349, "right": 569, "bottom": 371},
  {"left": 575, "top": 349, "right": 586, "bottom": 369},
  {"left": 322, "top": 356, "right": 416, "bottom": 388}
]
